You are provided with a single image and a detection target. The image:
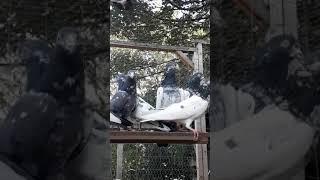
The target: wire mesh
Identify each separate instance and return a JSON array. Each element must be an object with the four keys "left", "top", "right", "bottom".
[{"left": 112, "top": 144, "right": 196, "bottom": 180}]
